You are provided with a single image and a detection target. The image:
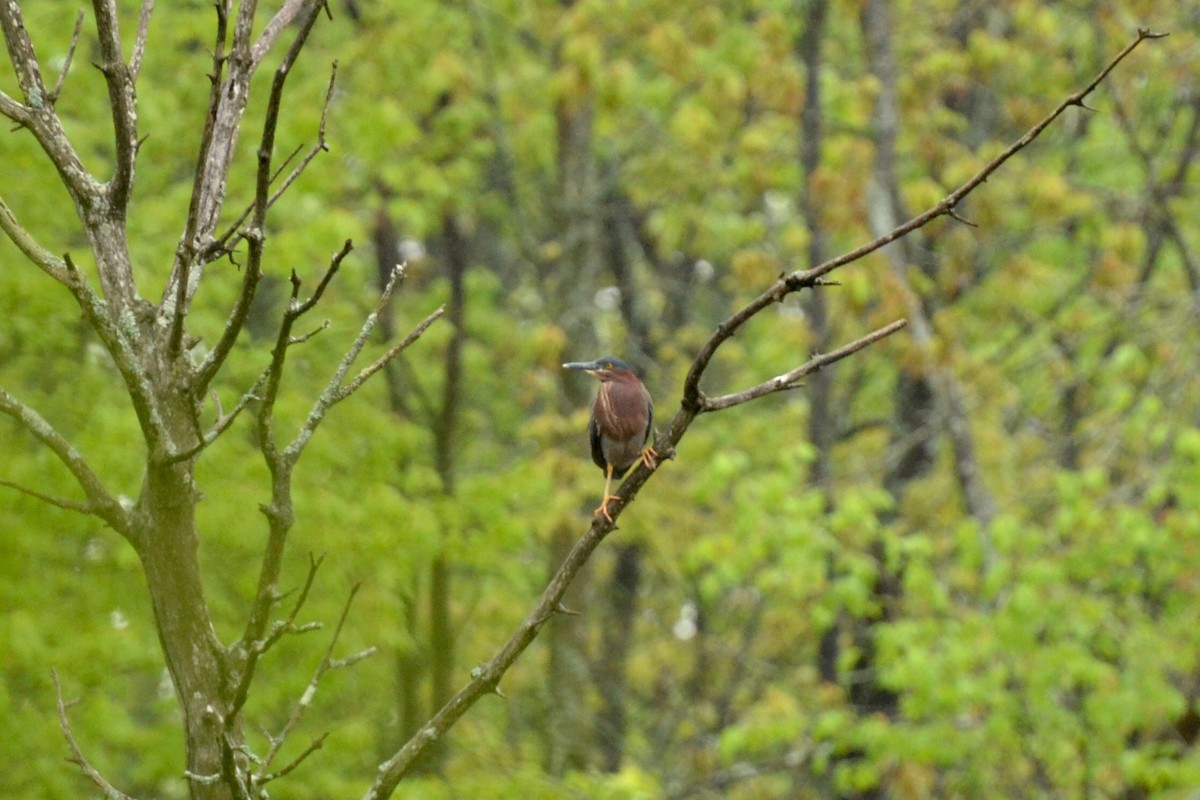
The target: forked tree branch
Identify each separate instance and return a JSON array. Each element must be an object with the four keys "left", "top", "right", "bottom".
[
  {"left": 284, "top": 267, "right": 444, "bottom": 464},
  {"left": 230, "top": 258, "right": 441, "bottom": 745},
  {"left": 0, "top": 4, "right": 101, "bottom": 205},
  {"left": 251, "top": 583, "right": 373, "bottom": 791},
  {"left": 161, "top": 0, "right": 328, "bottom": 328},
  {"left": 189, "top": 0, "right": 331, "bottom": 381},
  {"left": 677, "top": 27, "right": 1168, "bottom": 413},
  {"left": 364, "top": 29, "right": 1164, "bottom": 798}
]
